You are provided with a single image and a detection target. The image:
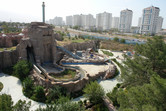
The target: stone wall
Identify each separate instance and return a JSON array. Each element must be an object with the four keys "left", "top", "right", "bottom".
[
  {"left": 31, "top": 67, "right": 114, "bottom": 92},
  {"left": 0, "top": 36, "right": 22, "bottom": 48},
  {"left": 0, "top": 50, "right": 18, "bottom": 69}
]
